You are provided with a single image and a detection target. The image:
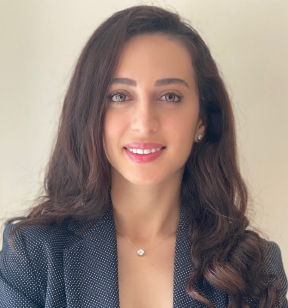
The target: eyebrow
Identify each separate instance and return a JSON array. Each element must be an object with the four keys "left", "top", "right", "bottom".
[{"left": 111, "top": 78, "right": 190, "bottom": 88}]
